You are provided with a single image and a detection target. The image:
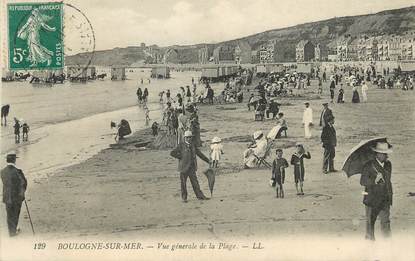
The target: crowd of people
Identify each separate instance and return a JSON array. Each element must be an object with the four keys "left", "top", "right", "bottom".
[{"left": 1, "top": 62, "right": 408, "bottom": 241}]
